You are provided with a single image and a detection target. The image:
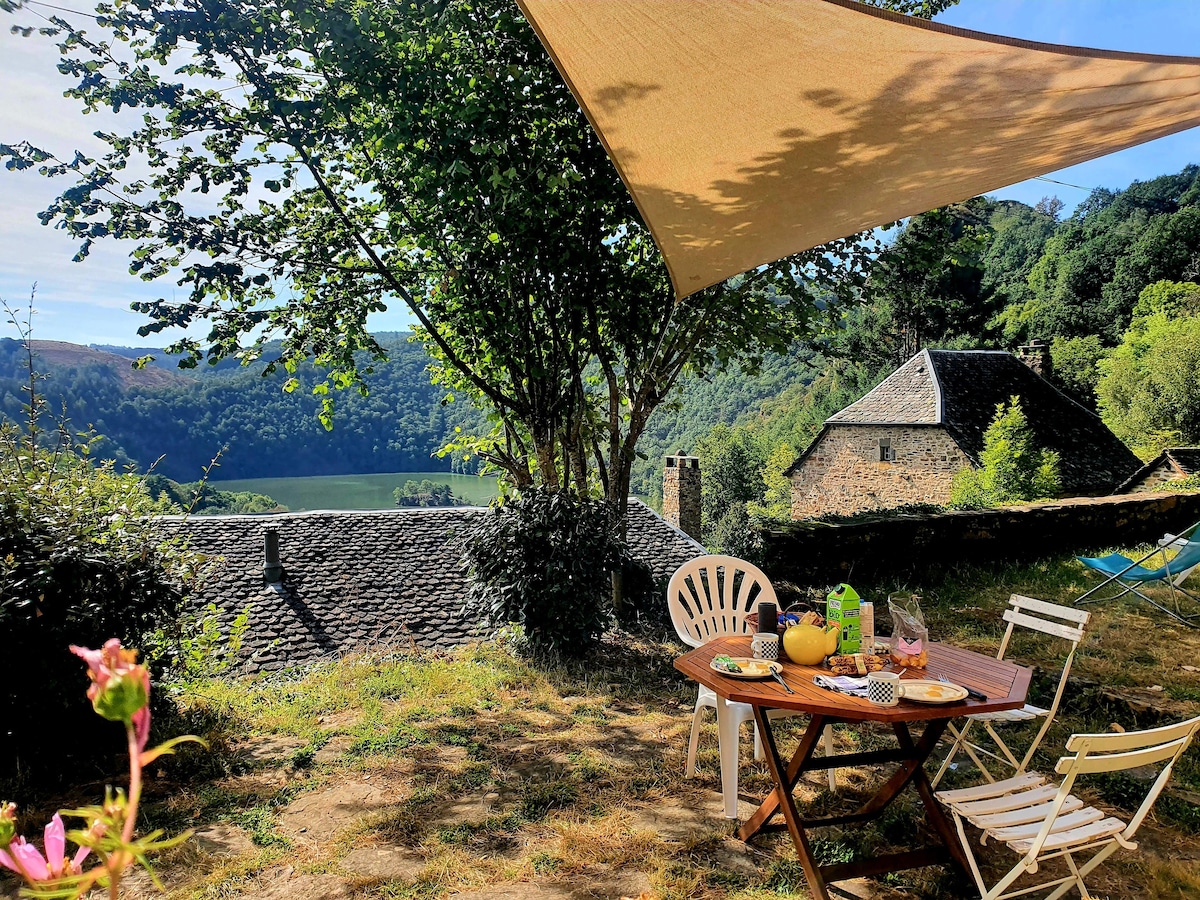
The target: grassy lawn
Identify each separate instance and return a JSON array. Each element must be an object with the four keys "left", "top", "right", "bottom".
[{"left": 14, "top": 544, "right": 1200, "bottom": 900}]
